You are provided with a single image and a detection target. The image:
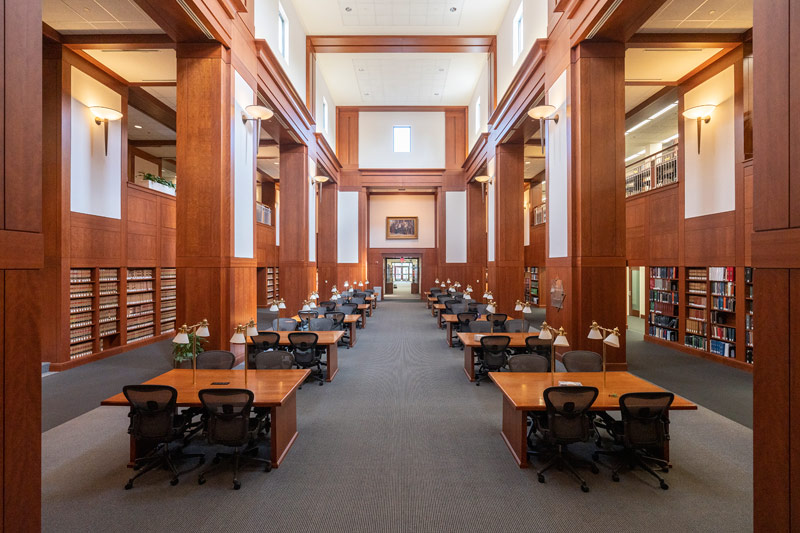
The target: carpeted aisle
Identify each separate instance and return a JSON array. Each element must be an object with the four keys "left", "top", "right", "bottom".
[{"left": 42, "top": 300, "right": 752, "bottom": 532}]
